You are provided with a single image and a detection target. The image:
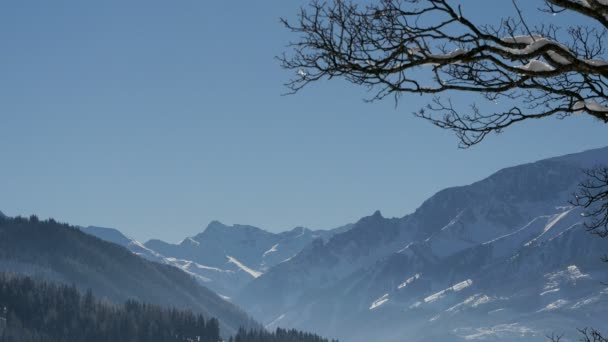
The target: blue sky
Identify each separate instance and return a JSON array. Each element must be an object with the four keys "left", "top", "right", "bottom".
[{"left": 0, "top": 0, "right": 606, "bottom": 242}]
